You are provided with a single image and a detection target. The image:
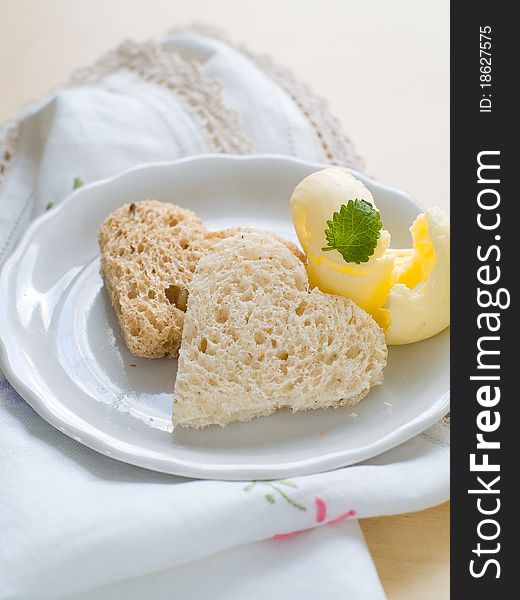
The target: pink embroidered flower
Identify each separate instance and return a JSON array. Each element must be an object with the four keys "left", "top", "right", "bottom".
[
  {"left": 272, "top": 497, "right": 356, "bottom": 540},
  {"left": 315, "top": 497, "right": 327, "bottom": 522},
  {"left": 327, "top": 509, "right": 356, "bottom": 525}
]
